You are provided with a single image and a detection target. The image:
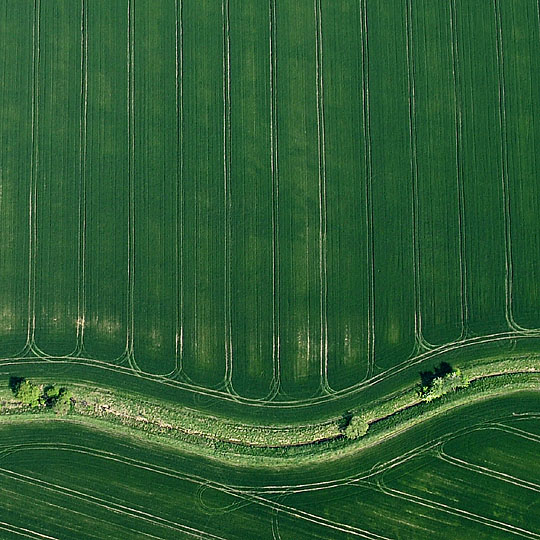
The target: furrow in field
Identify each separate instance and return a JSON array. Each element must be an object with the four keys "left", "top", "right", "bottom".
[
  {"left": 379, "top": 483, "right": 540, "bottom": 539},
  {"left": 222, "top": 0, "right": 233, "bottom": 390},
  {"left": 314, "top": 0, "right": 329, "bottom": 393},
  {"left": 410, "top": 0, "right": 464, "bottom": 346},
  {"left": 34, "top": 0, "right": 82, "bottom": 356},
  {"left": 443, "top": 425, "right": 540, "bottom": 487},
  {"left": 361, "top": 0, "right": 376, "bottom": 379},
  {"left": 131, "top": 0, "right": 178, "bottom": 375},
  {"left": 275, "top": 0, "right": 322, "bottom": 399},
  {"left": 175, "top": 0, "right": 184, "bottom": 374},
  {"left": 126, "top": 0, "right": 135, "bottom": 362},
  {"left": 449, "top": 0, "right": 470, "bottom": 339},
  {"left": 75, "top": 0, "right": 88, "bottom": 355},
  {"left": 439, "top": 451, "right": 540, "bottom": 493},
  {"left": 379, "top": 451, "right": 540, "bottom": 539},
  {"left": 0, "top": 521, "right": 57, "bottom": 540},
  {"left": 405, "top": 0, "right": 424, "bottom": 354},
  {"left": 454, "top": 0, "right": 508, "bottom": 336},
  {"left": 181, "top": 0, "right": 227, "bottom": 387},
  {"left": 228, "top": 0, "right": 275, "bottom": 398},
  {"left": 269, "top": 0, "right": 281, "bottom": 394},
  {"left": 0, "top": 0, "right": 33, "bottom": 356},
  {"left": 368, "top": 0, "right": 416, "bottom": 371},
  {"left": 83, "top": 0, "right": 129, "bottom": 361},
  {"left": 498, "top": 0, "right": 540, "bottom": 331},
  {"left": 320, "top": 0, "right": 369, "bottom": 391},
  {"left": 0, "top": 468, "right": 228, "bottom": 540}
]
